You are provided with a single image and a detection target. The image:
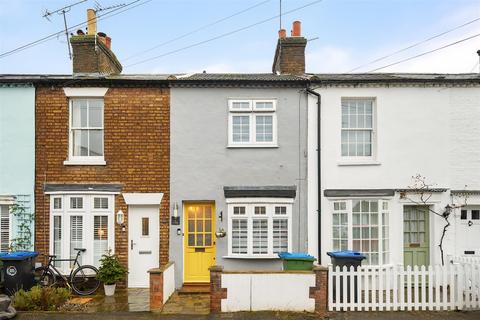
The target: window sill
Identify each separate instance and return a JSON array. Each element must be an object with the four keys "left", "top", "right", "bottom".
[
  {"left": 63, "top": 159, "right": 106, "bottom": 166},
  {"left": 337, "top": 160, "right": 381, "bottom": 166},
  {"left": 227, "top": 144, "right": 278, "bottom": 149},
  {"left": 223, "top": 255, "right": 280, "bottom": 259}
]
